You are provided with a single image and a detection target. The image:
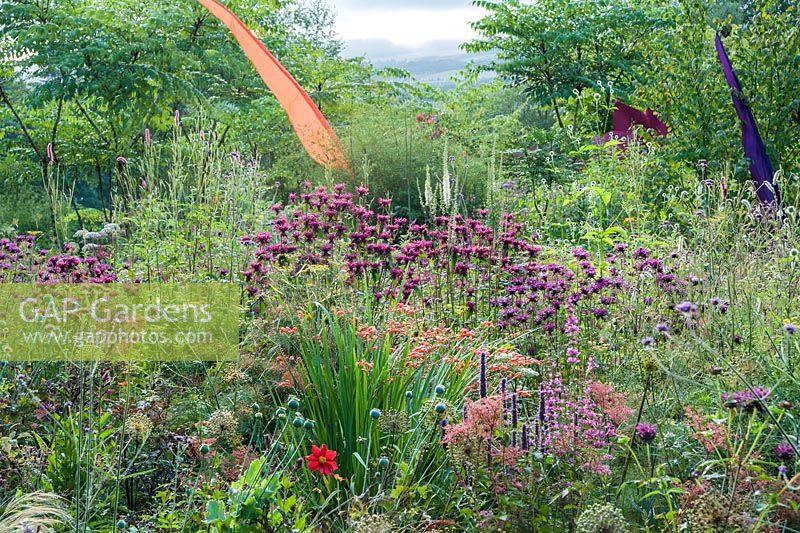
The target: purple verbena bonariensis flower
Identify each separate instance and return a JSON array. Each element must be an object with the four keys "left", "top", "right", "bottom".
[
  {"left": 722, "top": 387, "right": 771, "bottom": 413},
  {"left": 675, "top": 301, "right": 697, "bottom": 314}
]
